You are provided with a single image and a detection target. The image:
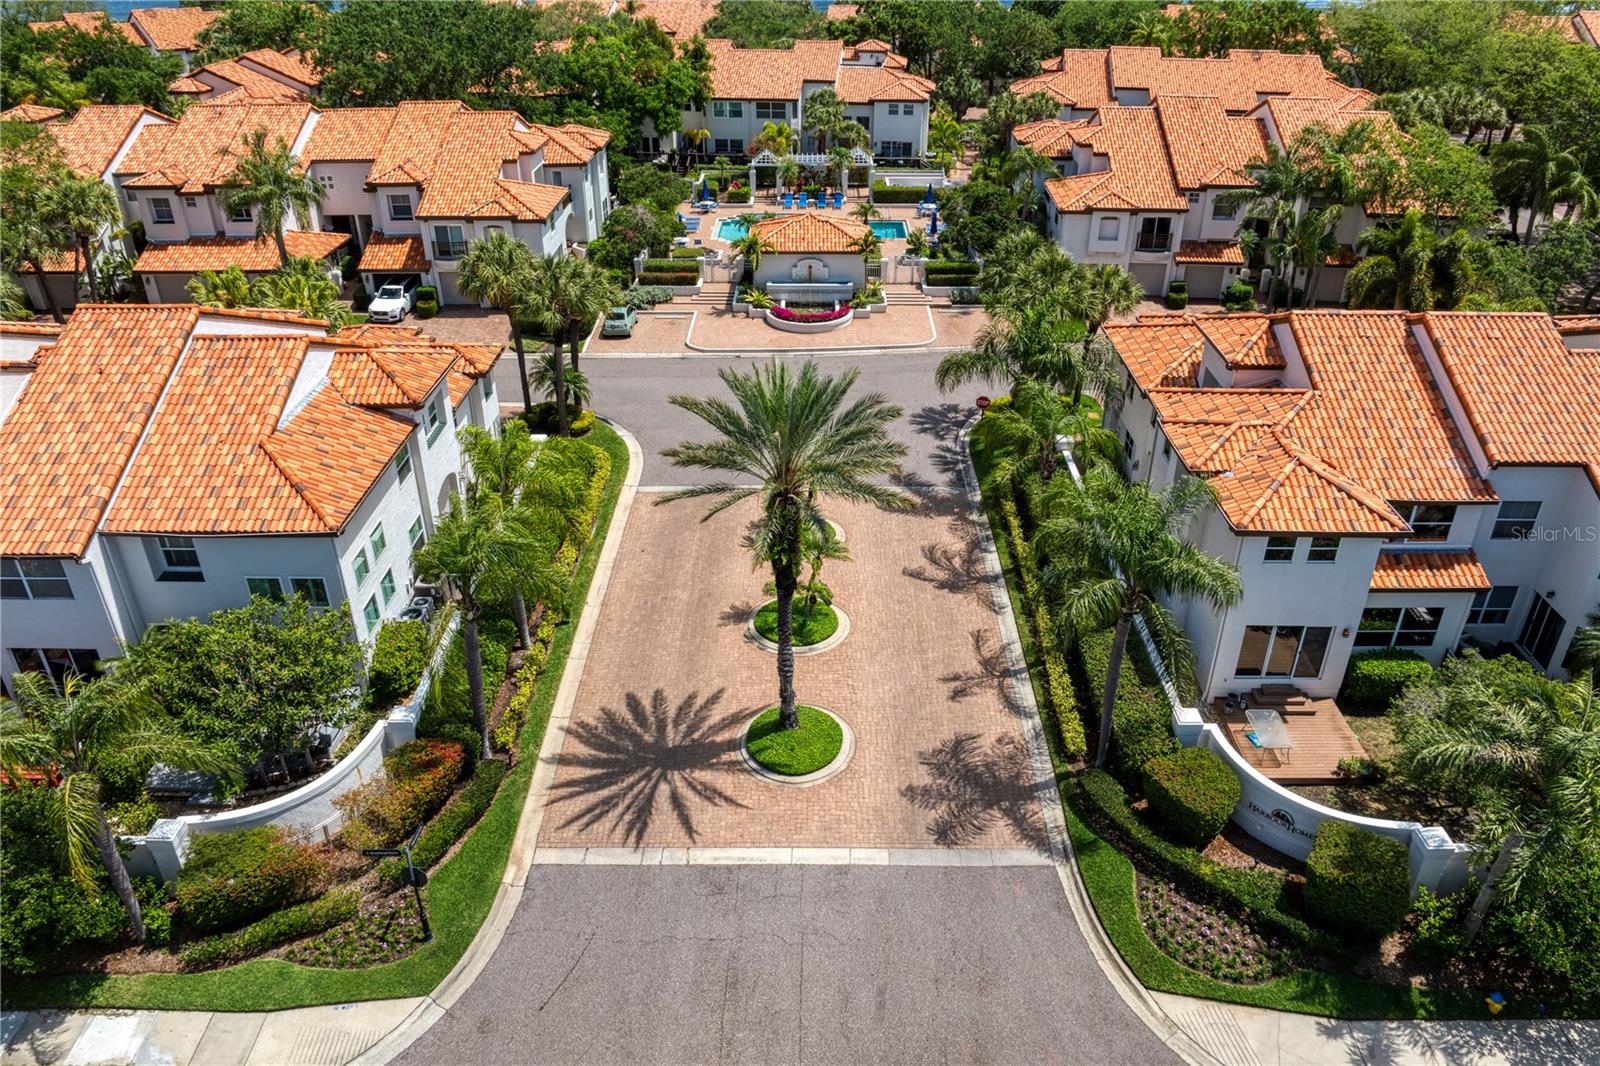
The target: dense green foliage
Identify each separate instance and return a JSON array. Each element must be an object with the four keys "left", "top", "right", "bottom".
[
  {"left": 1303, "top": 822, "right": 1412, "bottom": 939},
  {"left": 1339, "top": 649, "right": 1434, "bottom": 713},
  {"left": 365, "top": 620, "right": 431, "bottom": 711},
  {"left": 378, "top": 758, "right": 508, "bottom": 887},
  {"left": 1141, "top": 748, "right": 1240, "bottom": 848},
  {"left": 337, "top": 738, "right": 465, "bottom": 851},
  {"left": 176, "top": 829, "right": 329, "bottom": 936},
  {"left": 180, "top": 889, "right": 359, "bottom": 971},
  {"left": 752, "top": 600, "right": 838, "bottom": 647},
  {"left": 745, "top": 705, "right": 844, "bottom": 776},
  {"left": 1080, "top": 629, "right": 1180, "bottom": 785},
  {"left": 2, "top": 7, "right": 181, "bottom": 112},
  {"left": 196, "top": 0, "right": 329, "bottom": 62}
]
